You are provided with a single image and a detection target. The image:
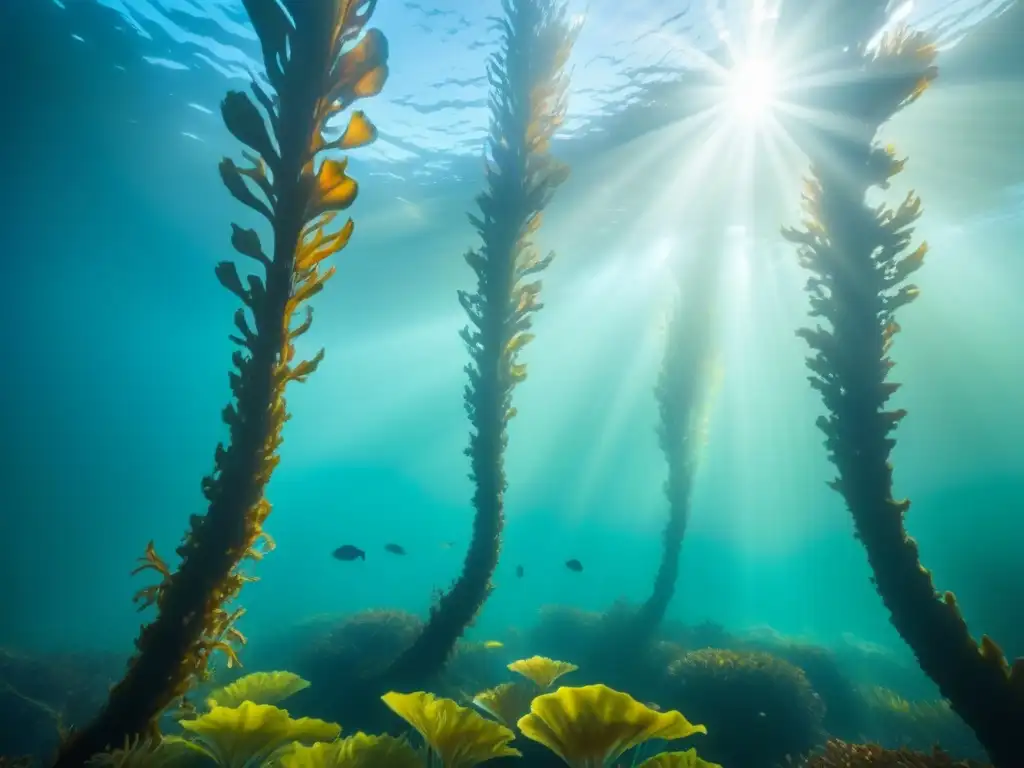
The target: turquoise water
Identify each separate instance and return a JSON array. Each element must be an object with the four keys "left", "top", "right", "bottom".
[{"left": 1, "top": 0, "right": 1022, "bottom": 764}]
